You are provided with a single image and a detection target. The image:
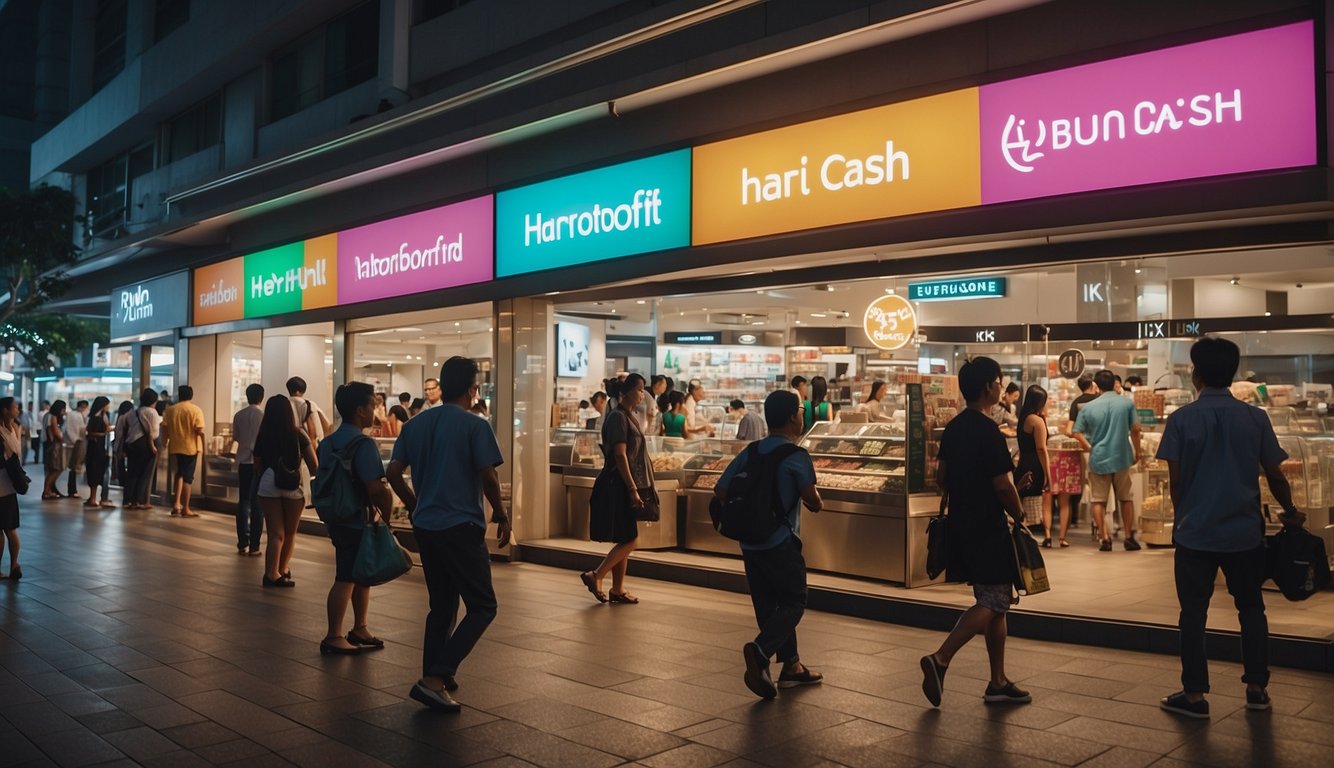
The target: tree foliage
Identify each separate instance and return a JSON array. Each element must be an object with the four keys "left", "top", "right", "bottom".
[
  {"left": 0, "top": 184, "right": 80, "bottom": 324},
  {"left": 0, "top": 314, "right": 107, "bottom": 371}
]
